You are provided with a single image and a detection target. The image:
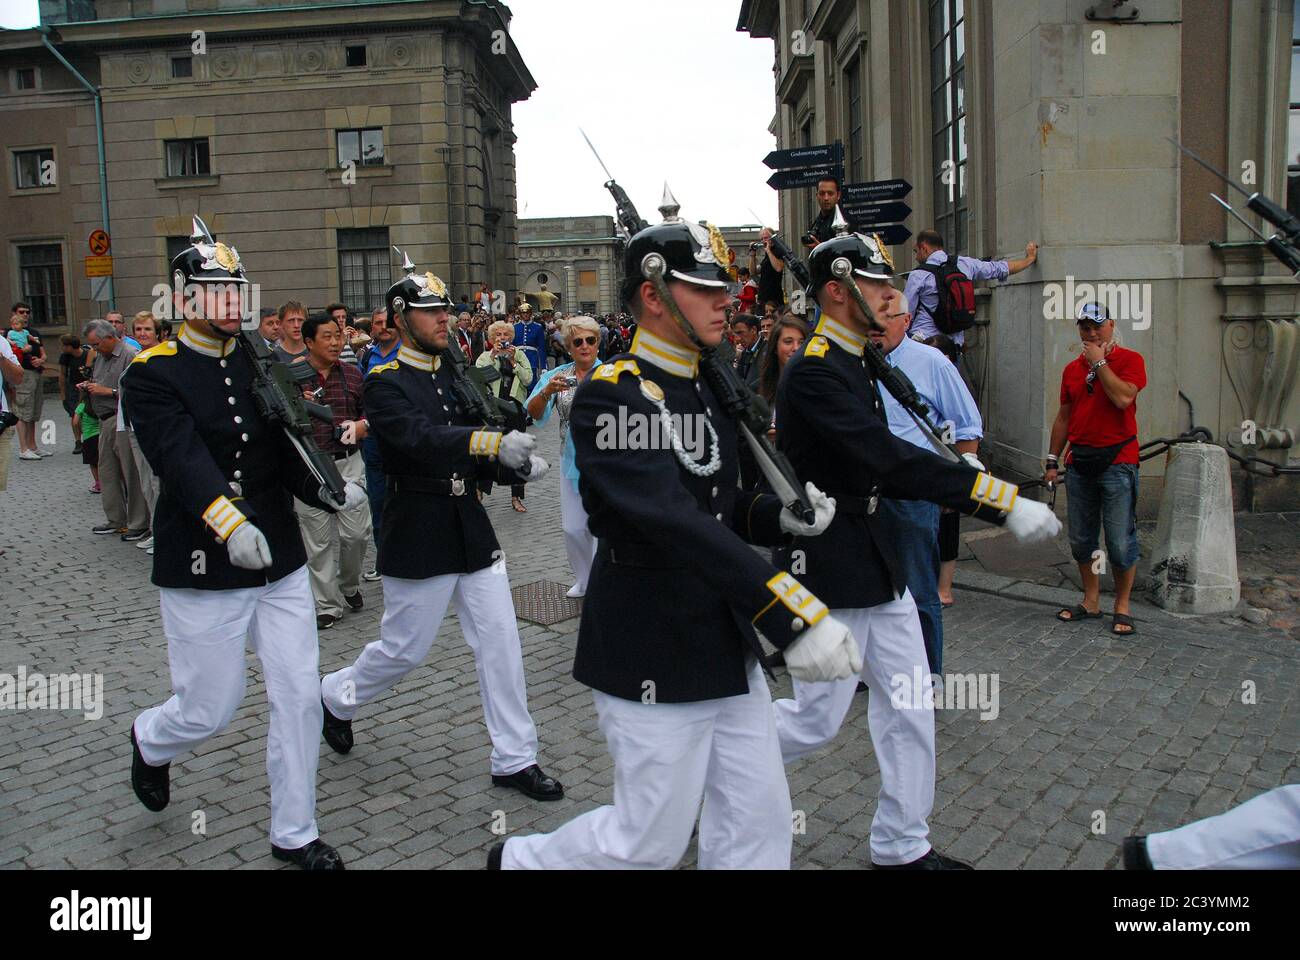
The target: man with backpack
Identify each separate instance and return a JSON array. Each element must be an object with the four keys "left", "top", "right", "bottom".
[{"left": 904, "top": 229, "right": 1038, "bottom": 352}]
